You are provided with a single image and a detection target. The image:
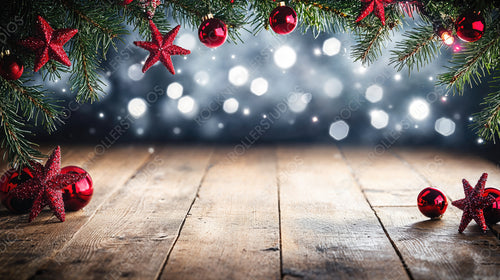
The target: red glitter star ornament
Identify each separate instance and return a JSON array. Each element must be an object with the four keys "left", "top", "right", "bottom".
[
  {"left": 452, "top": 173, "right": 496, "bottom": 233},
  {"left": 18, "top": 16, "right": 78, "bottom": 72},
  {"left": 356, "top": 0, "right": 394, "bottom": 26},
  {"left": 133, "top": 21, "right": 190, "bottom": 74},
  {"left": 9, "top": 146, "right": 88, "bottom": 222}
]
